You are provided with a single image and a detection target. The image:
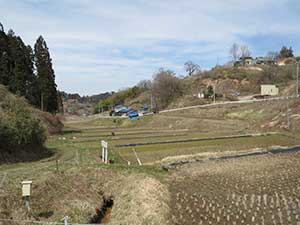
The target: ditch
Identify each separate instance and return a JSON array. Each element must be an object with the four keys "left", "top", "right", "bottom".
[{"left": 90, "top": 196, "right": 114, "bottom": 224}]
